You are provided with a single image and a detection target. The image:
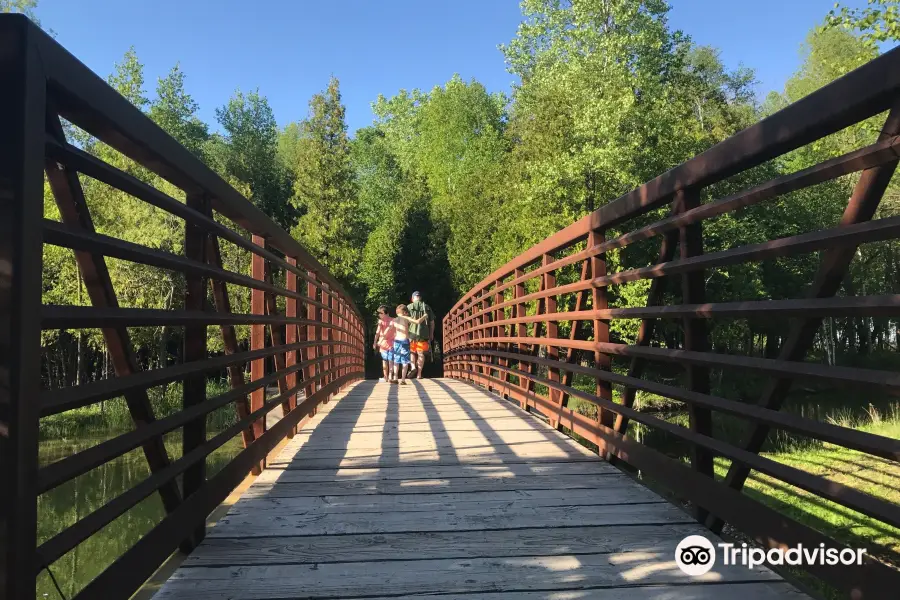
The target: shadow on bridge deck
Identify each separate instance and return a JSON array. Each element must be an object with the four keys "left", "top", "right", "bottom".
[{"left": 154, "top": 379, "right": 806, "bottom": 599}]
